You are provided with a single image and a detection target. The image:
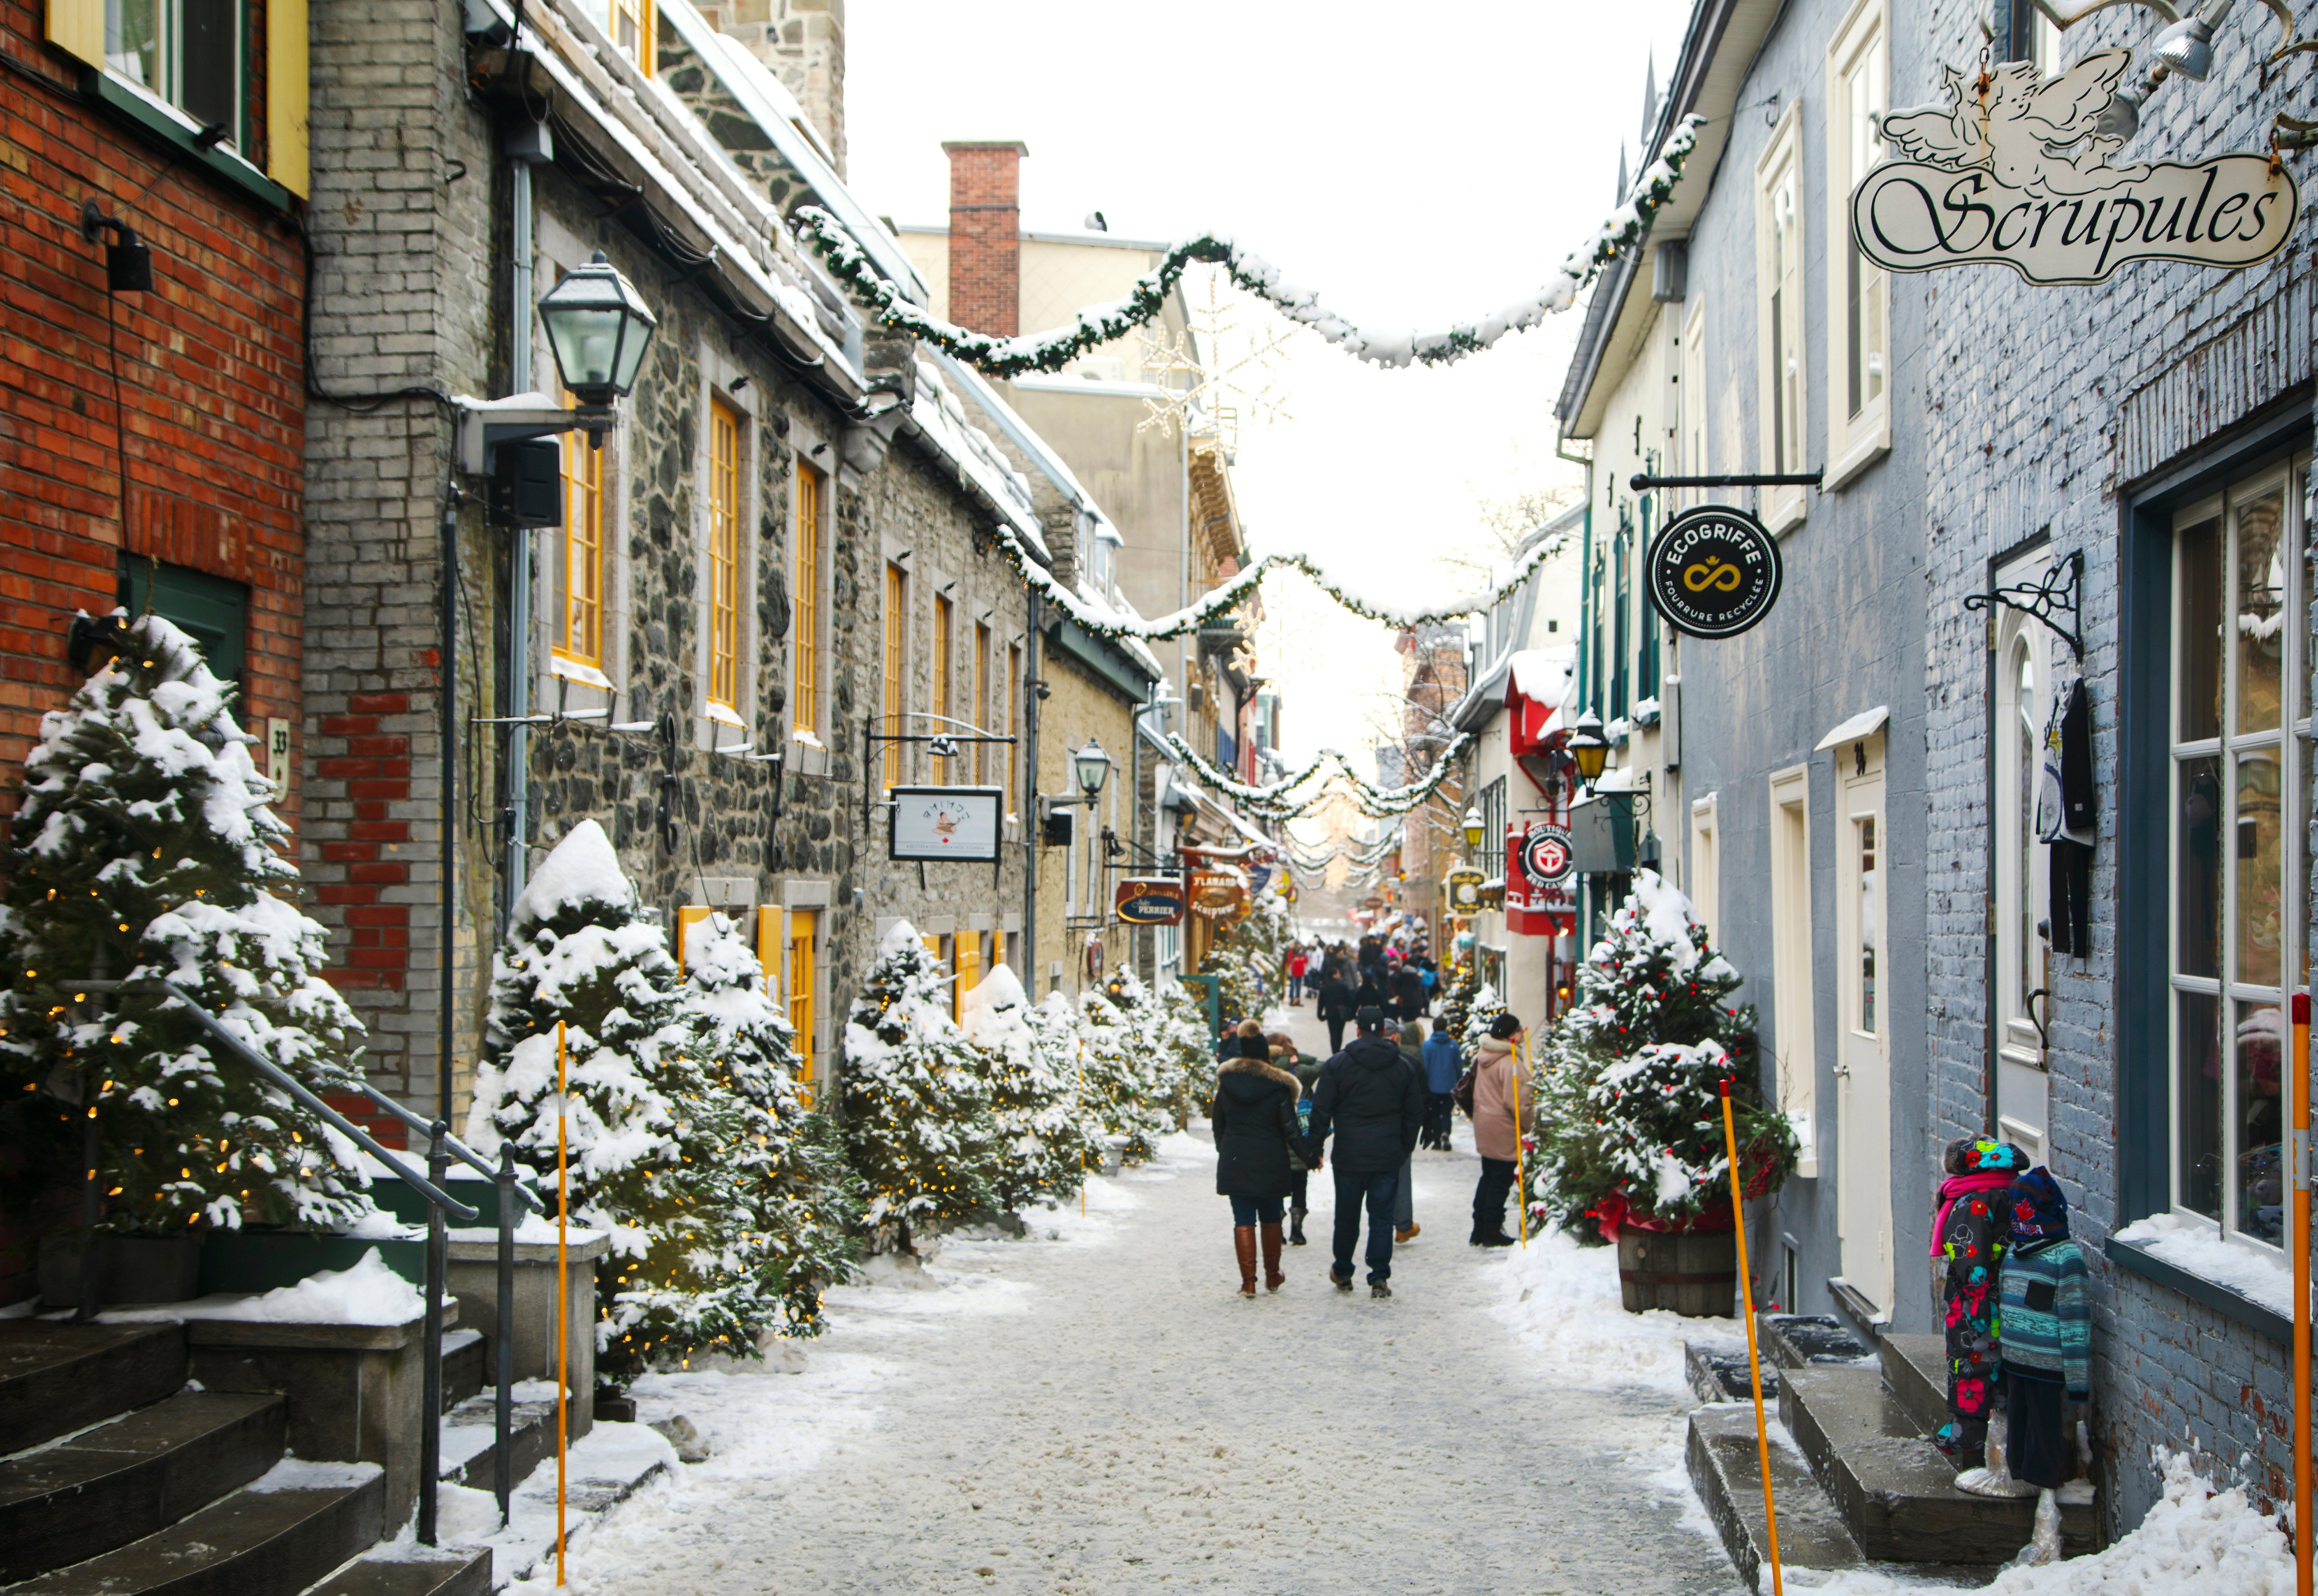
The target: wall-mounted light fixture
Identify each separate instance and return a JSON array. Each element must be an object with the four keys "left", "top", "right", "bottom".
[{"left": 80, "top": 202, "right": 152, "bottom": 293}]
